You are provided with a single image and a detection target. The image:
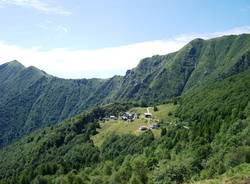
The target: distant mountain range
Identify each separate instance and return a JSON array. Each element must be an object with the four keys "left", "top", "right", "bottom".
[{"left": 0, "top": 33, "right": 250, "bottom": 147}]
